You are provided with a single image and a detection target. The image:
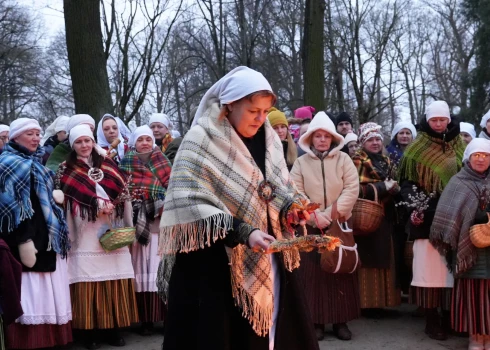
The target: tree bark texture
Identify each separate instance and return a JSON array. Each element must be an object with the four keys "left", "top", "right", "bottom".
[
  {"left": 302, "top": 0, "right": 325, "bottom": 111},
  {"left": 64, "top": 0, "right": 113, "bottom": 124}
]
